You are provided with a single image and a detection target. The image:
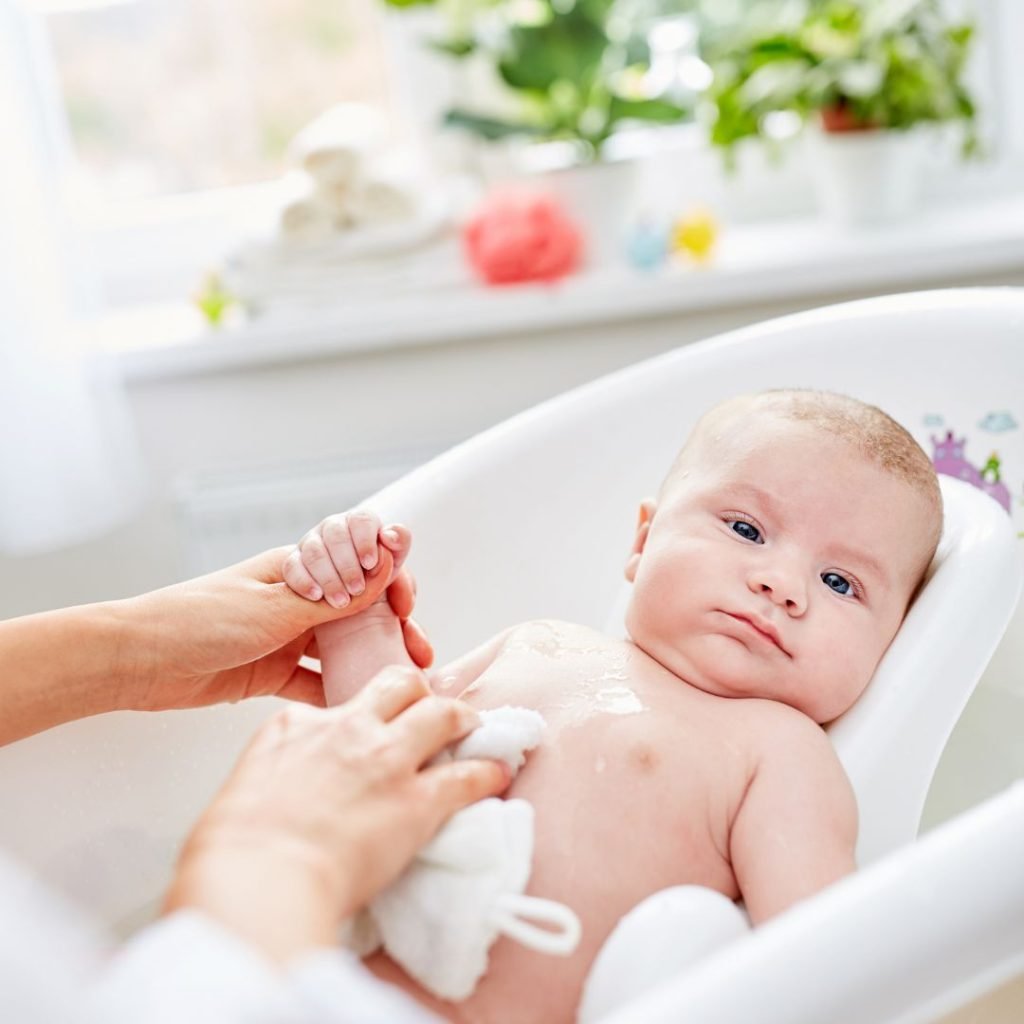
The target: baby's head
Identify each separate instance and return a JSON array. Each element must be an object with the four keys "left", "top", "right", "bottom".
[{"left": 624, "top": 389, "right": 942, "bottom": 724}]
